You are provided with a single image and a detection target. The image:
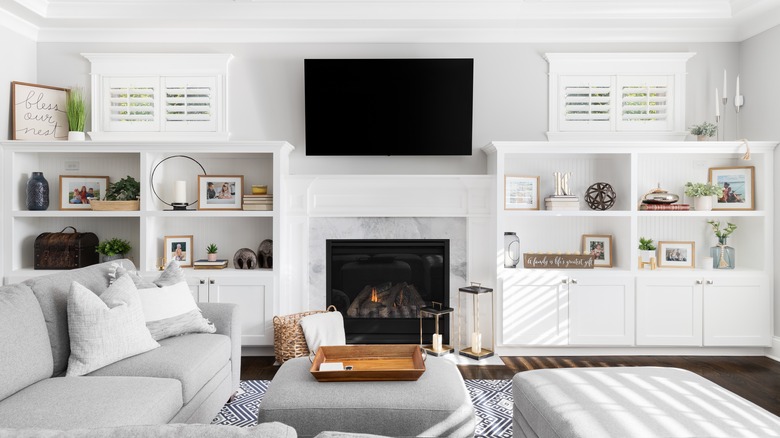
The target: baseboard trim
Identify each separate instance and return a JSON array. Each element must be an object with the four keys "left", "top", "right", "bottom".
[
  {"left": 242, "top": 346, "right": 274, "bottom": 357},
  {"left": 766, "top": 336, "right": 780, "bottom": 363},
  {"left": 495, "top": 346, "right": 768, "bottom": 356}
]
